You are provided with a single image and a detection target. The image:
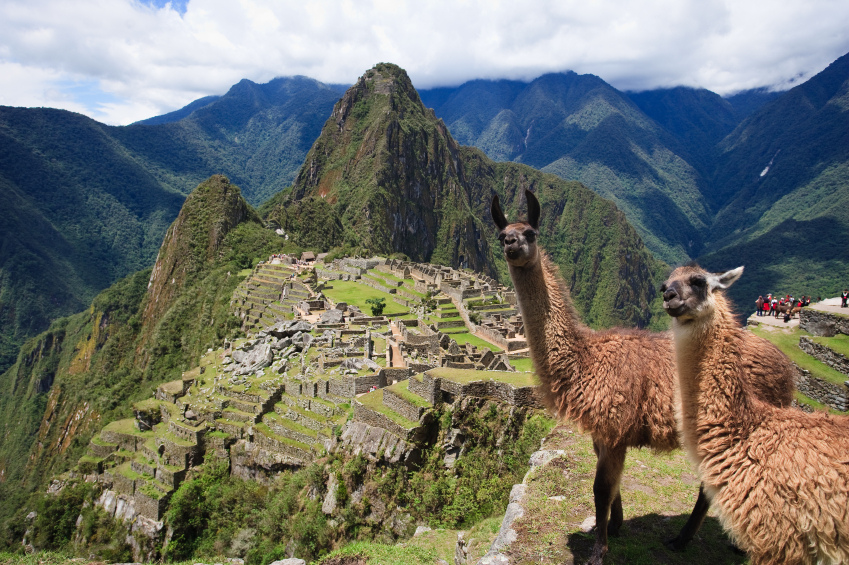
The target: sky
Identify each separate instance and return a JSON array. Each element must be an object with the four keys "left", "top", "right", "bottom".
[{"left": 1, "top": 0, "right": 848, "bottom": 125}]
